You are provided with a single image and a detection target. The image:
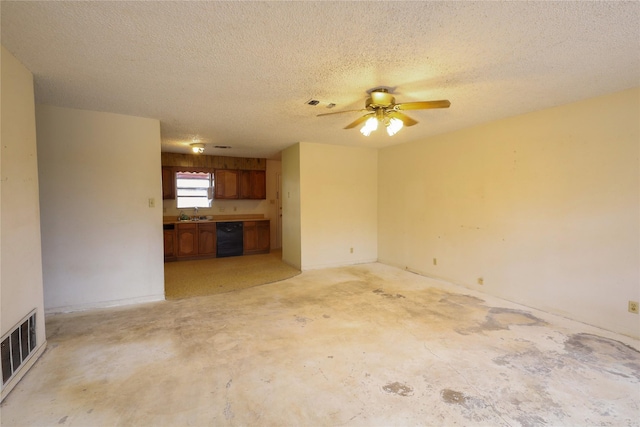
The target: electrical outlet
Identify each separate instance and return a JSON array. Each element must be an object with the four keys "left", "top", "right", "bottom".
[
  {"left": 433, "top": 258, "right": 437, "bottom": 266},
  {"left": 350, "top": 247, "right": 354, "bottom": 254},
  {"left": 148, "top": 198, "right": 155, "bottom": 208},
  {"left": 629, "top": 301, "right": 639, "bottom": 314},
  {"left": 477, "top": 277, "right": 484, "bottom": 285}
]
